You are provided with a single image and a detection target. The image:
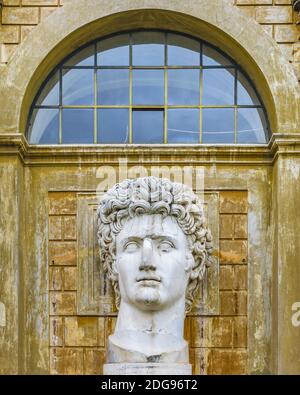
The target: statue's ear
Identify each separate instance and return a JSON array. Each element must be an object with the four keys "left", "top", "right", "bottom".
[
  {"left": 187, "top": 254, "right": 203, "bottom": 281},
  {"left": 111, "top": 260, "right": 119, "bottom": 280},
  {"left": 185, "top": 253, "right": 195, "bottom": 273}
]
